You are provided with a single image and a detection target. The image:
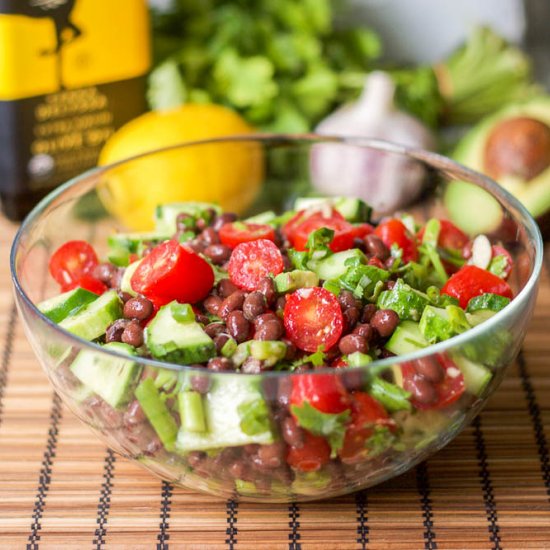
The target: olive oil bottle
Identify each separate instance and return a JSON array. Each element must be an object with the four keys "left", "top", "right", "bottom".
[{"left": 0, "top": 0, "right": 151, "bottom": 220}]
